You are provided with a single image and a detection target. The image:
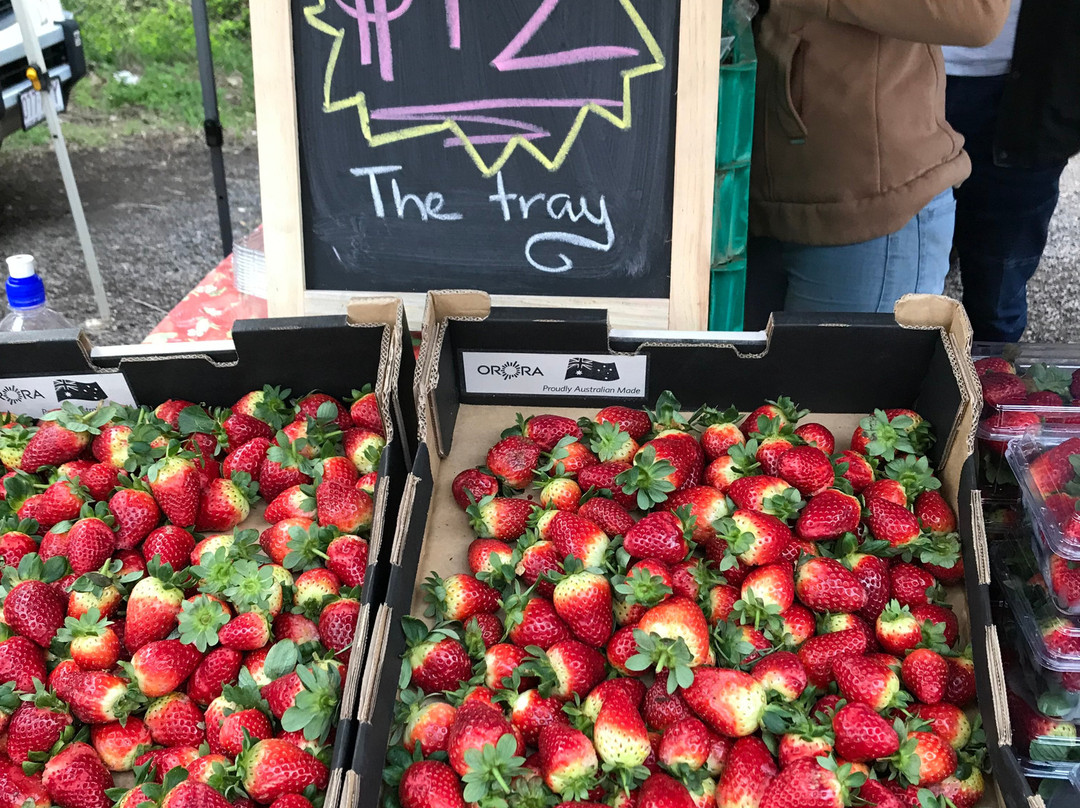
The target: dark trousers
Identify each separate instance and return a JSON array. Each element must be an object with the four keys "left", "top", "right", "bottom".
[{"left": 945, "top": 74, "right": 1067, "bottom": 343}]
